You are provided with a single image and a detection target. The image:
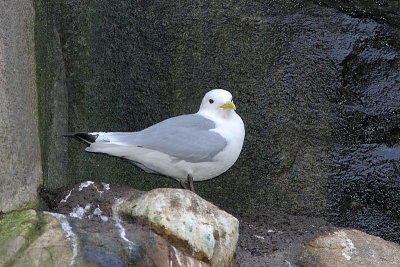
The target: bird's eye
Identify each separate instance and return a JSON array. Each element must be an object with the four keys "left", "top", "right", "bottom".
[{"left": 209, "top": 99, "right": 214, "bottom": 104}]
